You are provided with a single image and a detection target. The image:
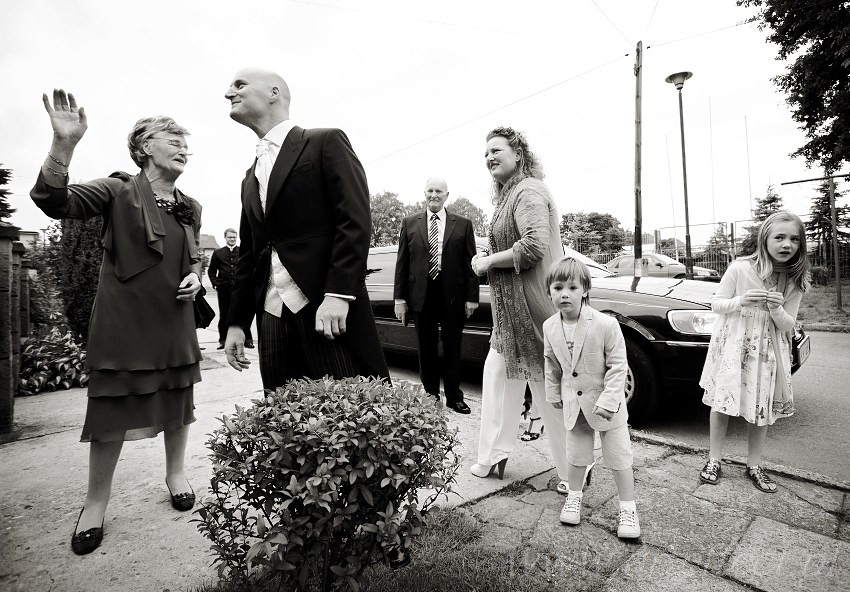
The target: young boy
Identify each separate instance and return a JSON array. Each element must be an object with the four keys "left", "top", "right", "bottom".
[{"left": 543, "top": 257, "right": 640, "bottom": 539}]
